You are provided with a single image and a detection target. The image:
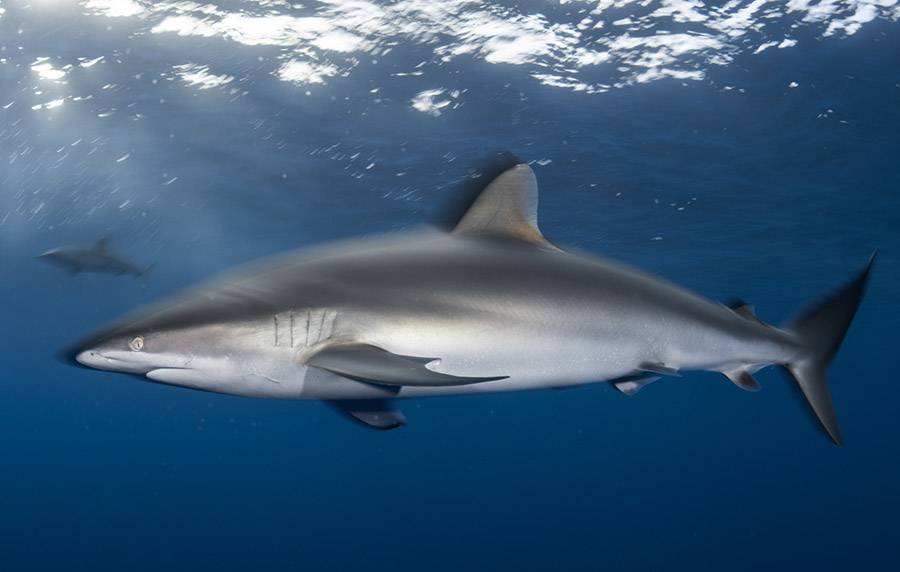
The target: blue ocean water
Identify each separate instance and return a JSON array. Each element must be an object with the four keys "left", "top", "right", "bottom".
[{"left": 1, "top": 1, "right": 899, "bottom": 570}]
